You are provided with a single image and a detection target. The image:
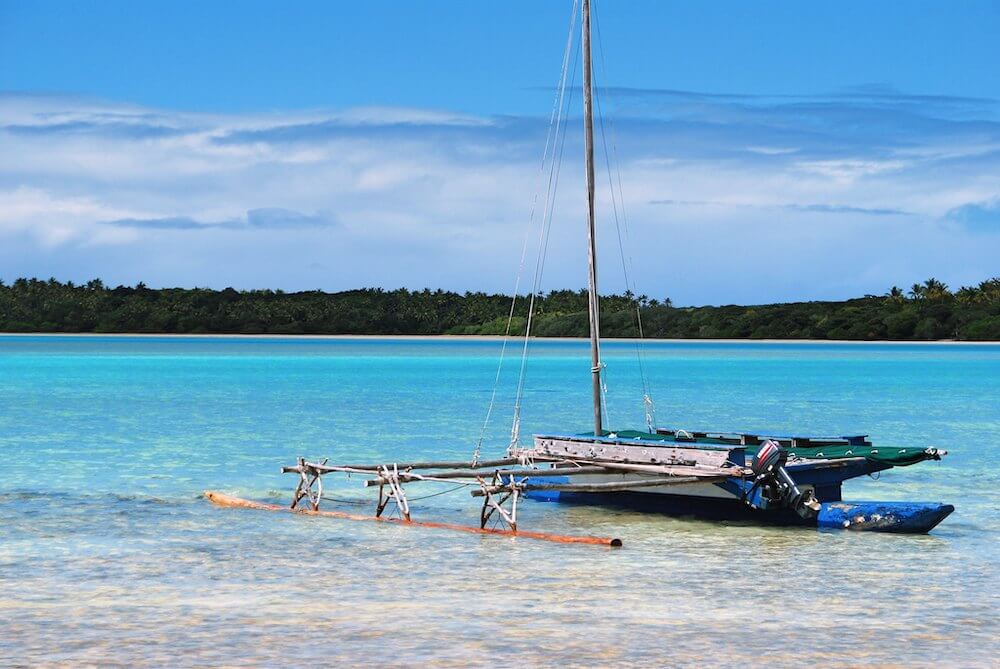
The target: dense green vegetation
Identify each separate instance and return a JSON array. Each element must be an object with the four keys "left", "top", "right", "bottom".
[{"left": 1, "top": 277, "right": 998, "bottom": 340}]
